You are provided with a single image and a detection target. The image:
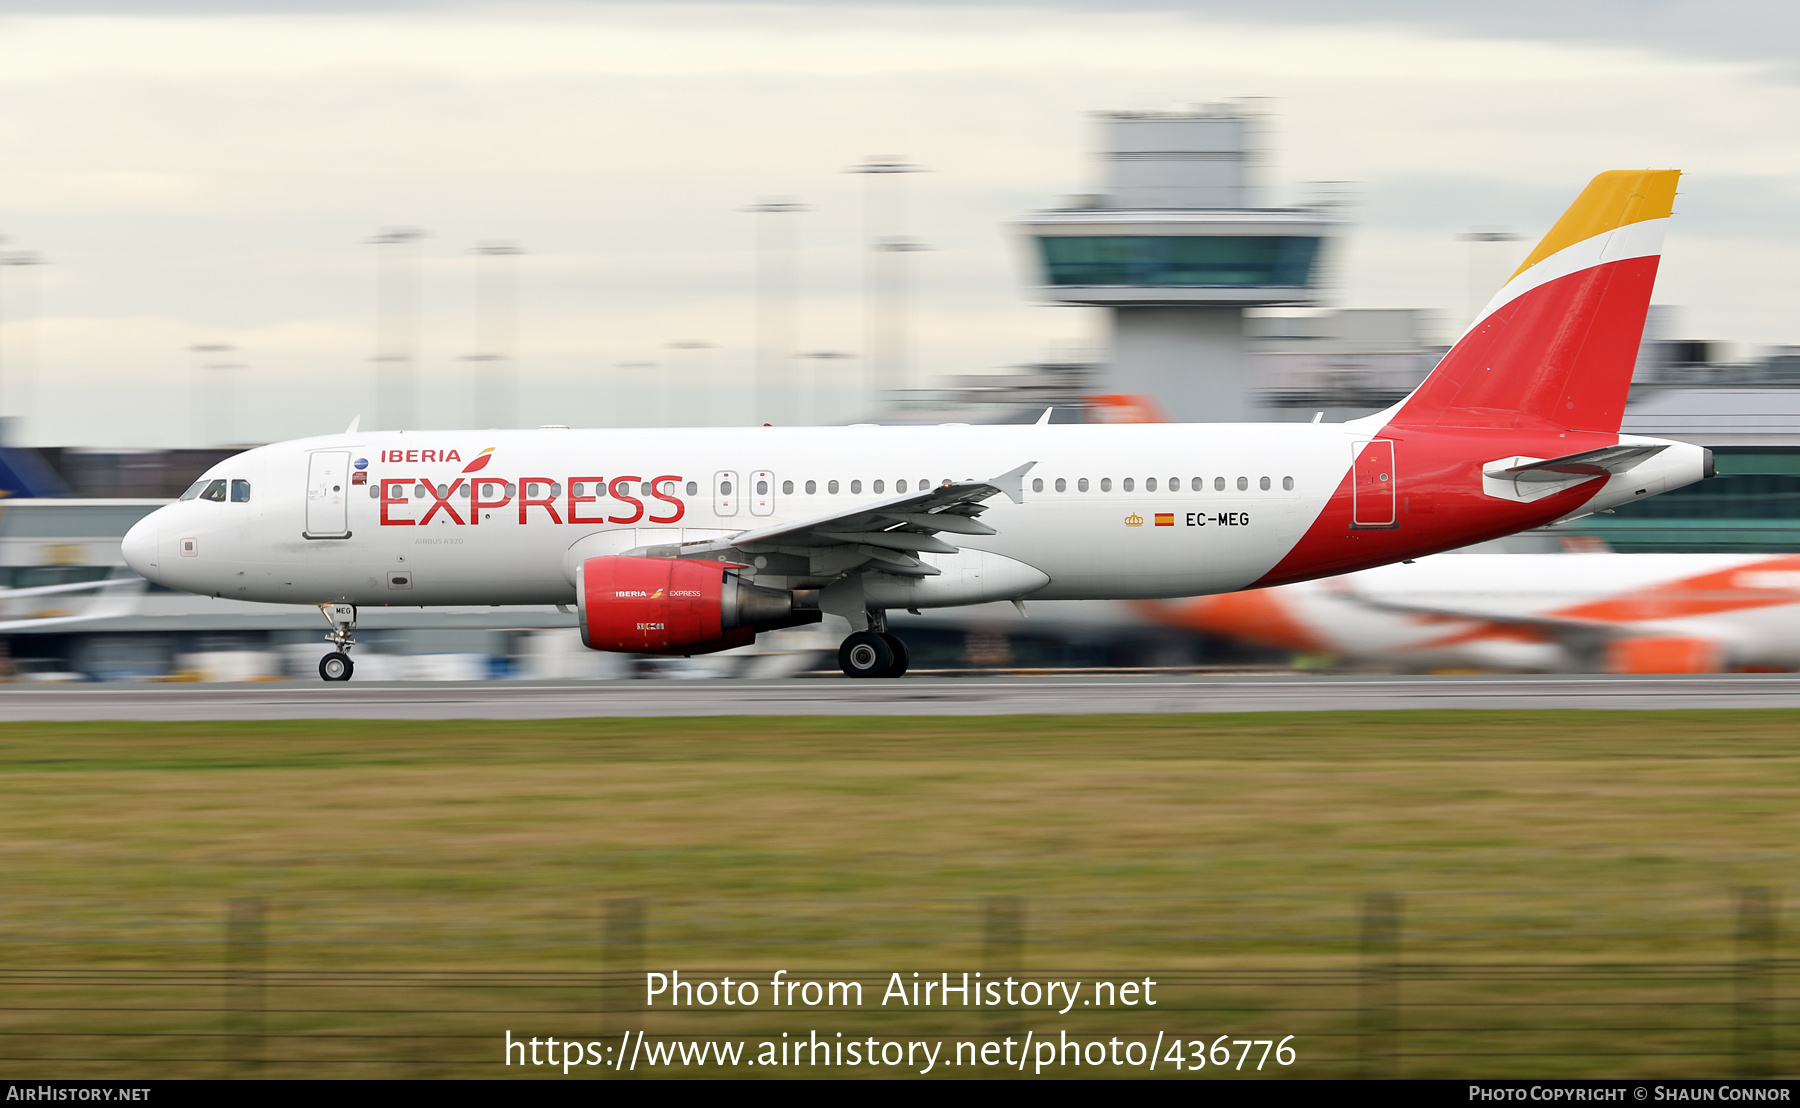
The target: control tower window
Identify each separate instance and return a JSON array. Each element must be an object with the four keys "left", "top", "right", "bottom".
[
  {"left": 1038, "top": 235, "right": 1321, "bottom": 288},
  {"left": 230, "top": 479, "right": 251, "bottom": 503},
  {"left": 198, "top": 479, "right": 227, "bottom": 502}
]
